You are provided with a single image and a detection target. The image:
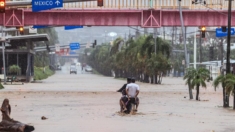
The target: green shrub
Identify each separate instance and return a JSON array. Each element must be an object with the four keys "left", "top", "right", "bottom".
[
  {"left": 9, "top": 65, "right": 21, "bottom": 74},
  {"left": 34, "top": 66, "right": 54, "bottom": 80},
  {"left": 0, "top": 83, "right": 4, "bottom": 89}
]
